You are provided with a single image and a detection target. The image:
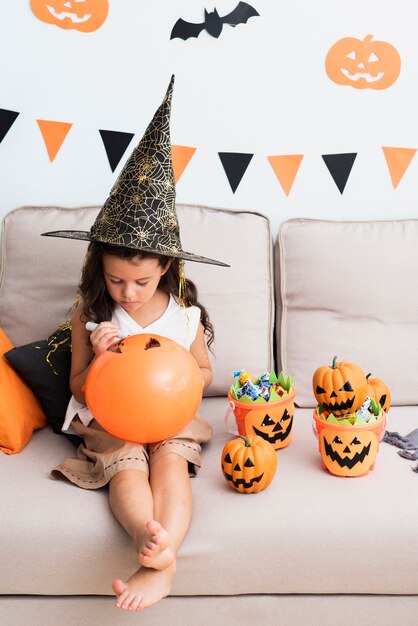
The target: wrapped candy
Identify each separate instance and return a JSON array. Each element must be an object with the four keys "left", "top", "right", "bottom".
[
  {"left": 231, "top": 369, "right": 294, "bottom": 403},
  {"left": 237, "top": 379, "right": 260, "bottom": 400},
  {"left": 355, "top": 397, "right": 372, "bottom": 423},
  {"left": 234, "top": 370, "right": 254, "bottom": 385}
]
